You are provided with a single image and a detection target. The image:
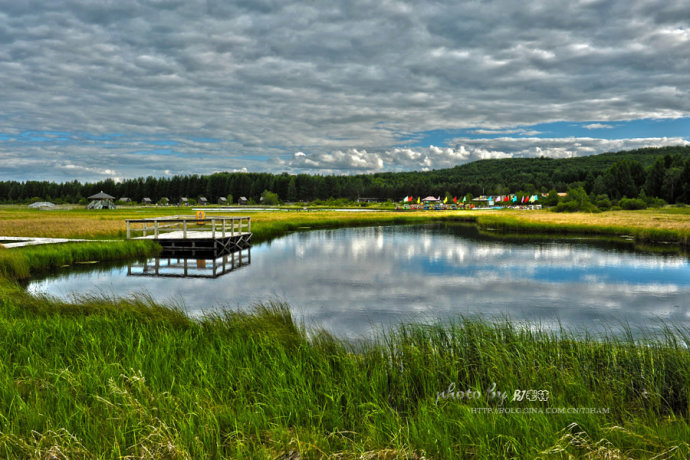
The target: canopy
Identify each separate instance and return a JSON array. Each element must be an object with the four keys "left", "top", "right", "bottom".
[
  {"left": 28, "top": 201, "right": 55, "bottom": 208},
  {"left": 88, "top": 191, "right": 115, "bottom": 200}
]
